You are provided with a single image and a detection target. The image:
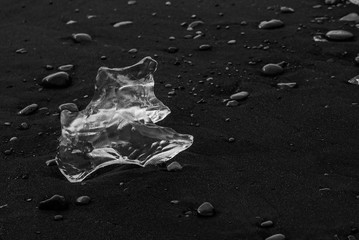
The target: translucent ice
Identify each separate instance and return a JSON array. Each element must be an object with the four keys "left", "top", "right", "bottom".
[{"left": 56, "top": 57, "right": 193, "bottom": 182}]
